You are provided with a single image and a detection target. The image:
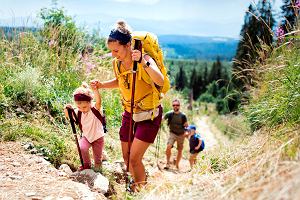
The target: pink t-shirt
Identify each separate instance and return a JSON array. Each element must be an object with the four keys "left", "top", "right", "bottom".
[{"left": 80, "top": 107, "right": 105, "bottom": 143}]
